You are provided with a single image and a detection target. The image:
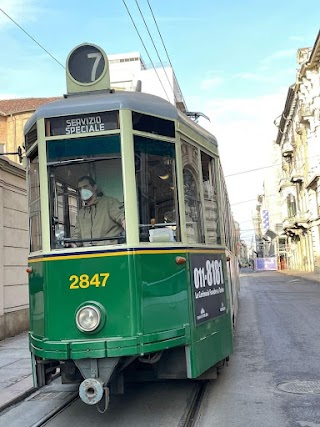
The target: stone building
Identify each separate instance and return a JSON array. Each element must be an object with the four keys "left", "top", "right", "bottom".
[
  {"left": 0, "top": 98, "right": 58, "bottom": 338},
  {"left": 0, "top": 156, "right": 28, "bottom": 339},
  {"left": 0, "top": 98, "right": 59, "bottom": 163},
  {"left": 270, "top": 31, "right": 320, "bottom": 271}
]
